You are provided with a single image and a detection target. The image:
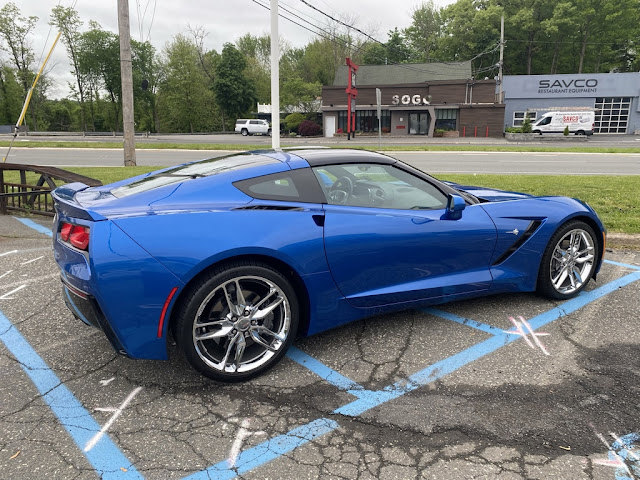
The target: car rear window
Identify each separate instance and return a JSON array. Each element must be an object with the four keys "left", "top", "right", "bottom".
[{"left": 111, "top": 154, "right": 278, "bottom": 198}]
